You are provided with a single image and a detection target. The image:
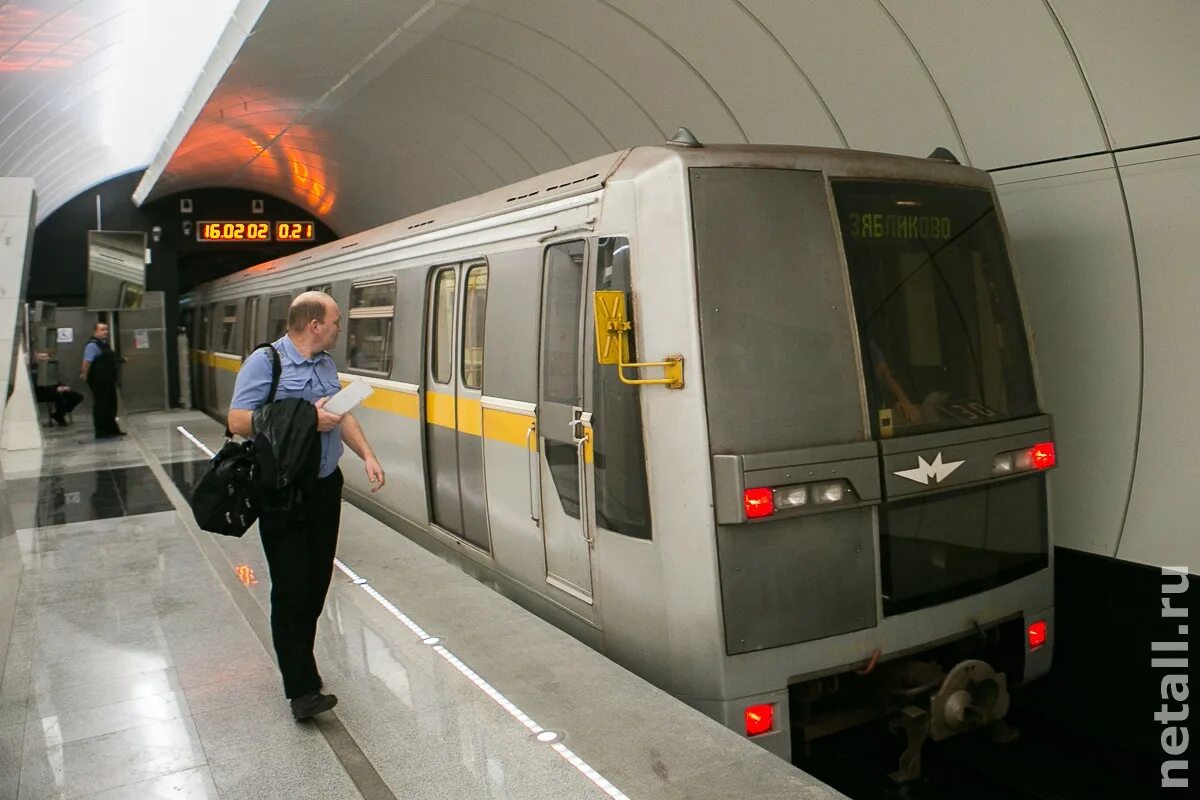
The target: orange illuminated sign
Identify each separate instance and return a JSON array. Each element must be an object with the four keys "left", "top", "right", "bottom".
[
  {"left": 197, "top": 221, "right": 272, "bottom": 242},
  {"left": 276, "top": 221, "right": 316, "bottom": 242}
]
